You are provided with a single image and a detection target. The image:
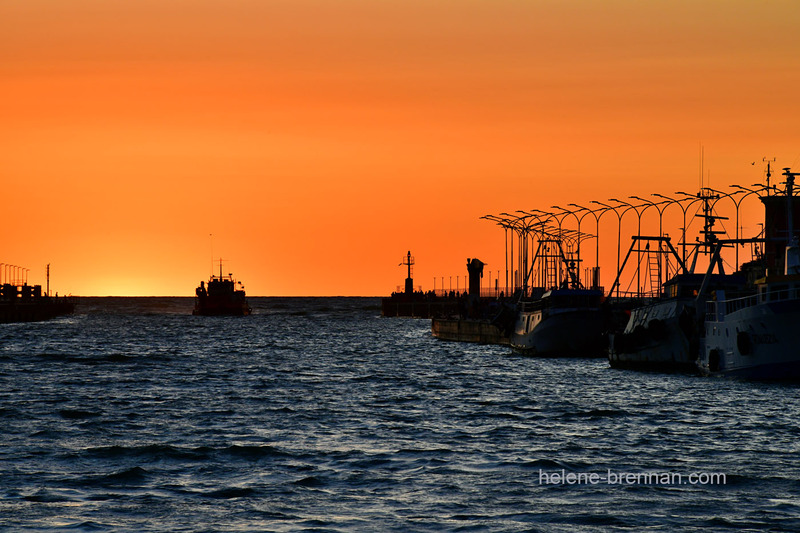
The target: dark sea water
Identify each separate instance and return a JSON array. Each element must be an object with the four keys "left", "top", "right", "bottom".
[{"left": 2, "top": 297, "right": 800, "bottom": 532}]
